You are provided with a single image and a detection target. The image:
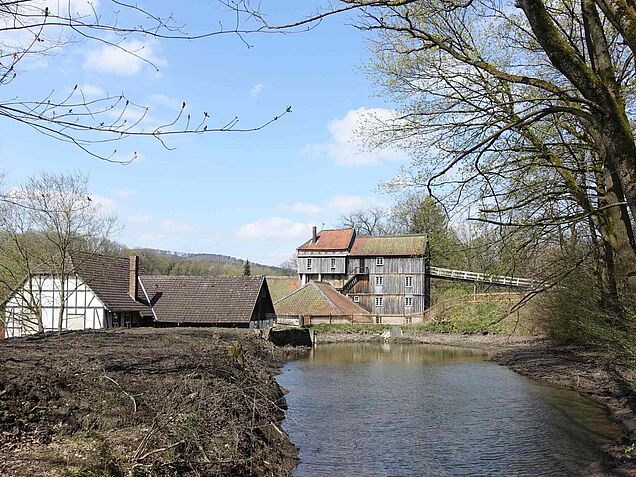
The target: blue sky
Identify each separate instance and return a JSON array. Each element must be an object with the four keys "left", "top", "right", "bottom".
[{"left": 1, "top": 1, "right": 411, "bottom": 265}]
